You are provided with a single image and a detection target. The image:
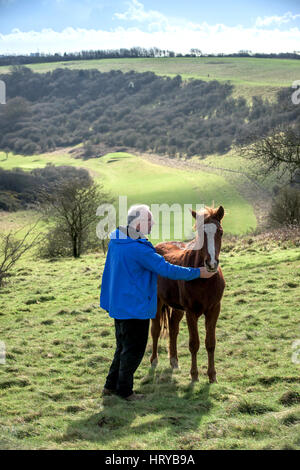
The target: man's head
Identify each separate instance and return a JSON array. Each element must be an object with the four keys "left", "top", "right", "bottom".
[{"left": 127, "top": 204, "right": 154, "bottom": 235}]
